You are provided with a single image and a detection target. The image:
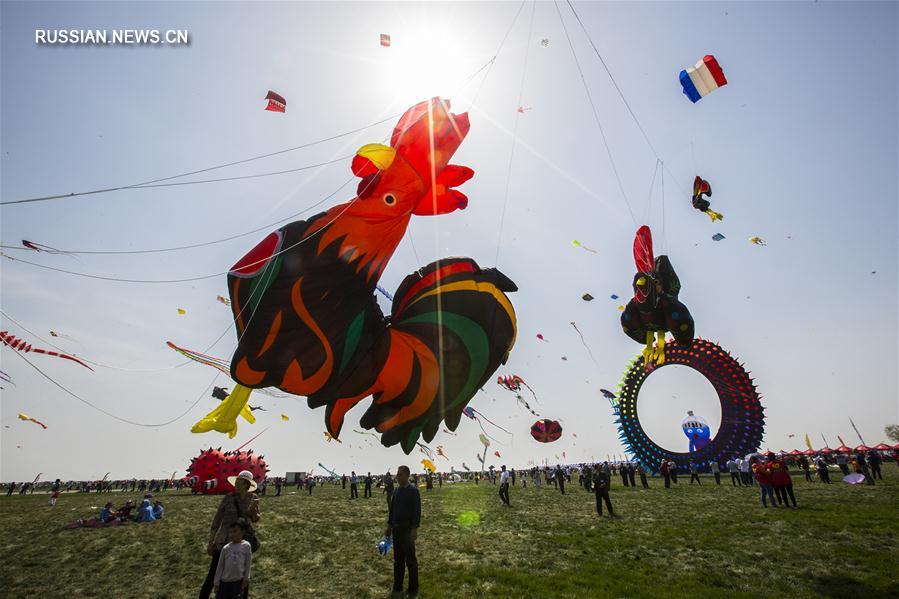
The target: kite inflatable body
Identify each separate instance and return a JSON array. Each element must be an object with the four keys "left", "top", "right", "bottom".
[
  {"left": 530, "top": 419, "right": 562, "bottom": 443},
  {"left": 620, "top": 226, "right": 694, "bottom": 366},
  {"left": 225, "top": 98, "right": 518, "bottom": 453},
  {"left": 679, "top": 55, "right": 727, "bottom": 103},
  {"left": 682, "top": 410, "right": 711, "bottom": 453},
  {"left": 692, "top": 176, "right": 722, "bottom": 222},
  {"left": 185, "top": 447, "right": 269, "bottom": 495}
]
